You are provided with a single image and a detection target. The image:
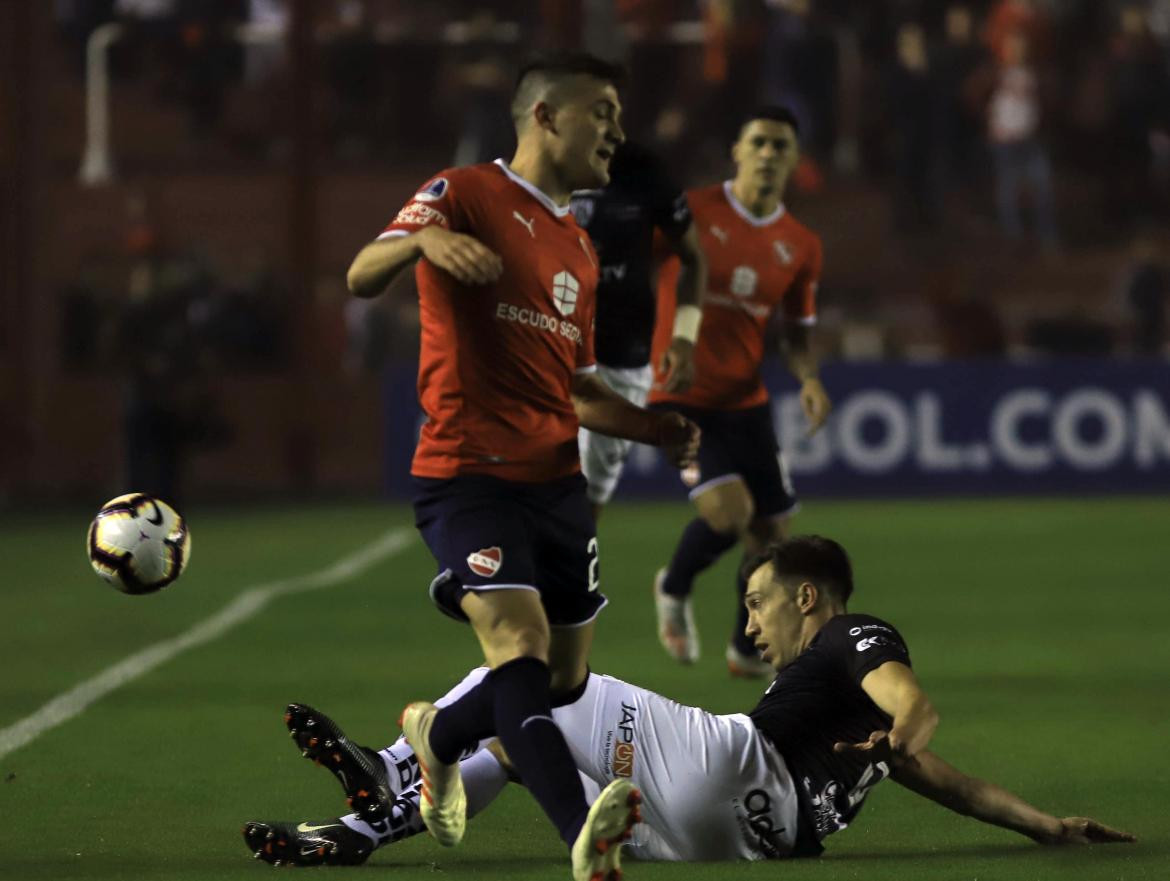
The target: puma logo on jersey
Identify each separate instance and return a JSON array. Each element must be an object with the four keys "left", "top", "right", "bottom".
[
  {"left": 709, "top": 225, "right": 729, "bottom": 244},
  {"left": 513, "top": 211, "right": 536, "bottom": 237},
  {"left": 773, "top": 240, "right": 794, "bottom": 265}
]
